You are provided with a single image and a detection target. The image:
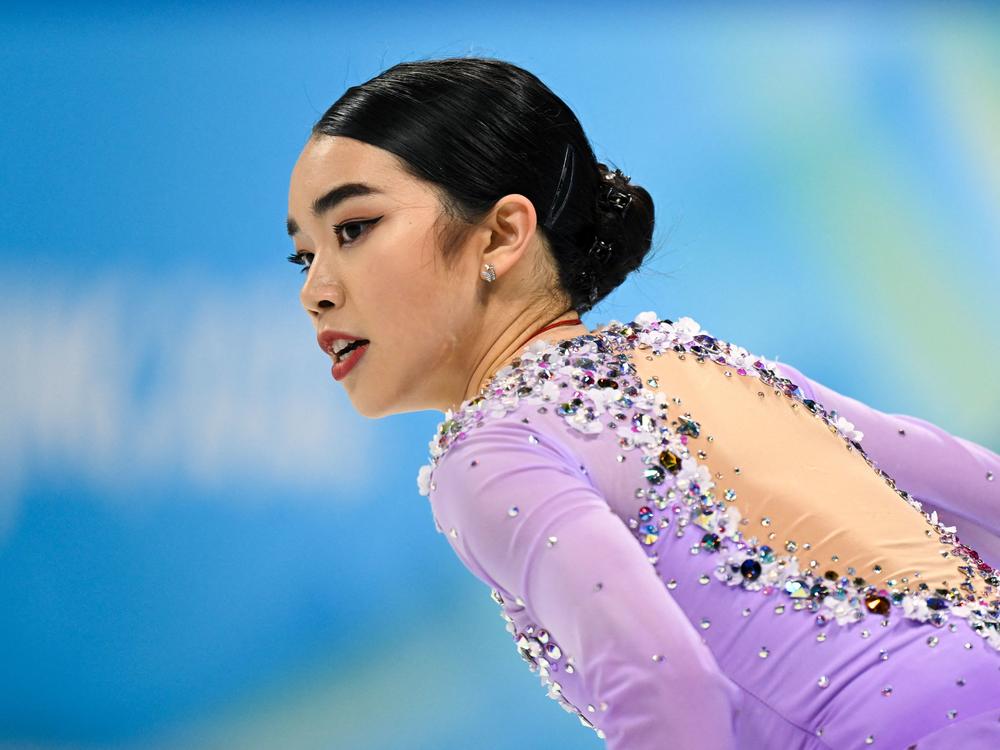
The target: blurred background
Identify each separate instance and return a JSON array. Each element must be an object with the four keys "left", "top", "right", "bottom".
[{"left": 2, "top": 1, "right": 998, "bottom": 748}]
